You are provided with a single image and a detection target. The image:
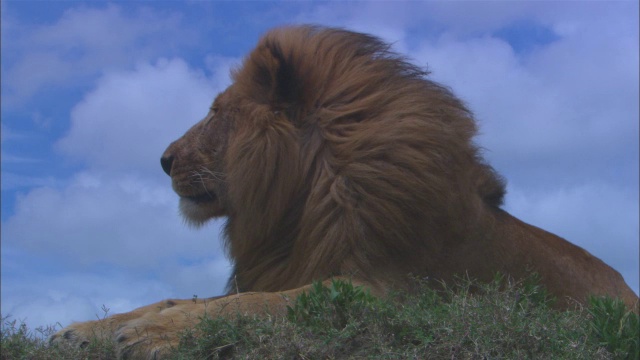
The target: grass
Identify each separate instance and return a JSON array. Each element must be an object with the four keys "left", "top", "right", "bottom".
[
  {"left": 3, "top": 275, "right": 638, "bottom": 359},
  {"left": 1, "top": 309, "right": 115, "bottom": 360}
]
